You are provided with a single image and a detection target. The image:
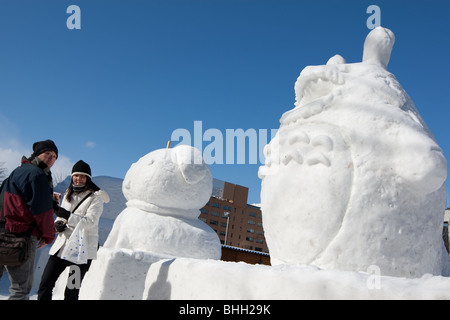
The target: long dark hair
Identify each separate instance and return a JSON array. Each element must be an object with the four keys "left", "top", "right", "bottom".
[{"left": 65, "top": 176, "right": 100, "bottom": 203}]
